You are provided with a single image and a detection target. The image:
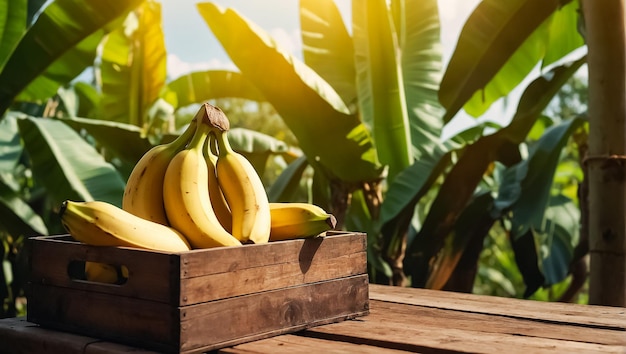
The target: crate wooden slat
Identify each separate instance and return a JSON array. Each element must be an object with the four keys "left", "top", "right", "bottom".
[{"left": 27, "top": 231, "right": 369, "bottom": 353}]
